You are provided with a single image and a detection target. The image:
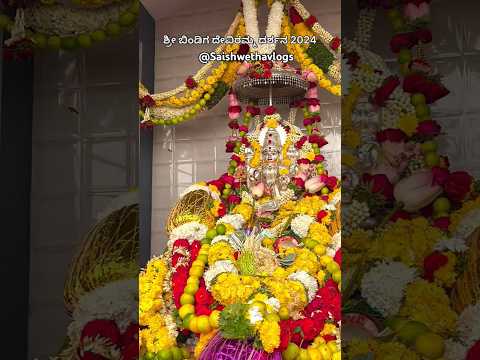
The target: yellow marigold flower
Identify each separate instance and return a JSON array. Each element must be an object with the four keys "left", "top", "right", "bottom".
[
  {"left": 285, "top": 248, "right": 319, "bottom": 276},
  {"left": 305, "top": 151, "right": 315, "bottom": 161},
  {"left": 233, "top": 203, "right": 253, "bottom": 222},
  {"left": 211, "top": 274, "right": 261, "bottom": 305},
  {"left": 398, "top": 114, "right": 418, "bottom": 136},
  {"left": 208, "top": 242, "right": 235, "bottom": 264},
  {"left": 279, "top": 168, "right": 289, "bottom": 176},
  {"left": 342, "top": 153, "right": 358, "bottom": 167},
  {"left": 399, "top": 279, "right": 457, "bottom": 334},
  {"left": 259, "top": 320, "right": 280, "bottom": 353},
  {"left": 282, "top": 158, "right": 292, "bottom": 167},
  {"left": 343, "top": 128, "right": 361, "bottom": 148},
  {"left": 376, "top": 341, "right": 420, "bottom": 360},
  {"left": 434, "top": 251, "right": 457, "bottom": 287},
  {"left": 265, "top": 118, "right": 278, "bottom": 128},
  {"left": 309, "top": 222, "right": 332, "bottom": 245}
]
